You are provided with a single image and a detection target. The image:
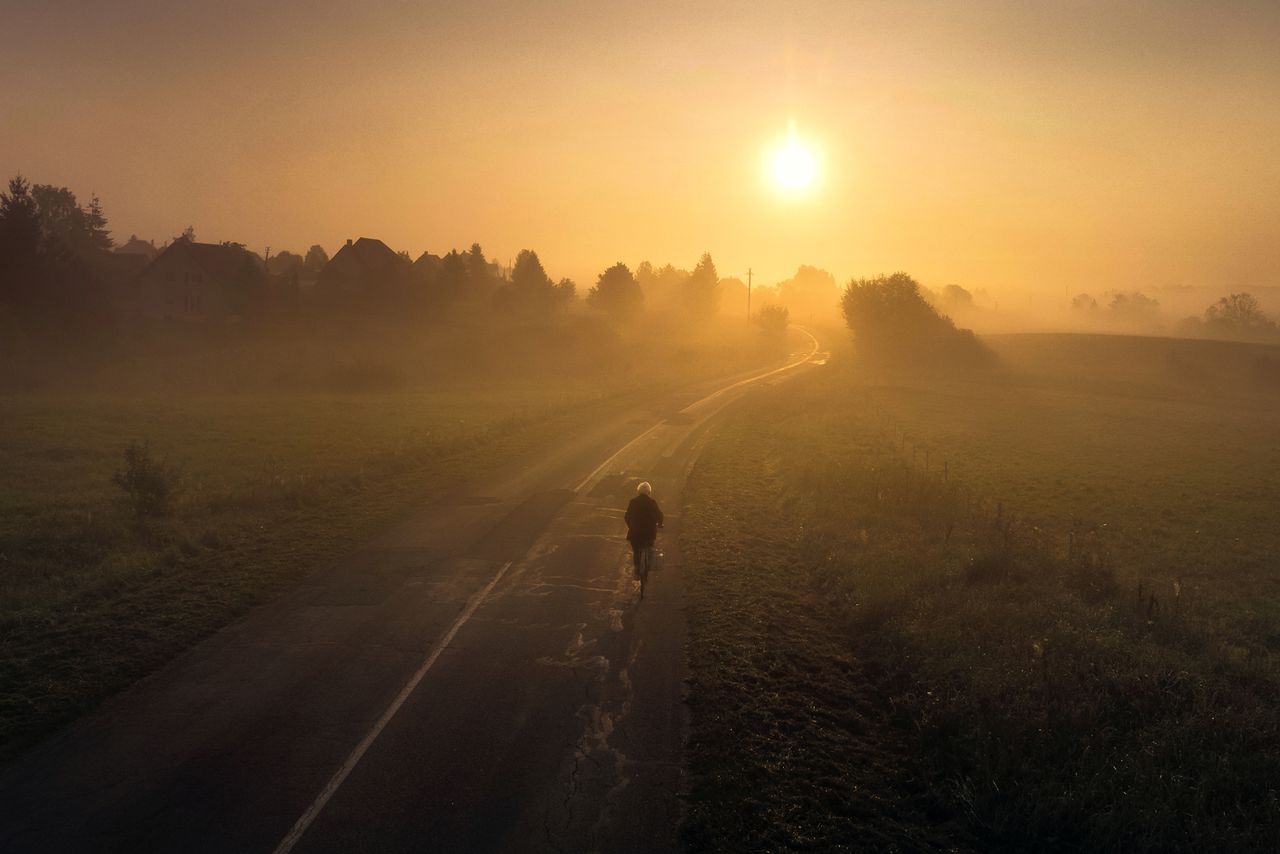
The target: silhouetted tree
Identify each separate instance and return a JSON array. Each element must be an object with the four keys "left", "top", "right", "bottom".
[
  {"left": 940, "top": 284, "right": 975, "bottom": 312},
  {"left": 754, "top": 303, "right": 789, "bottom": 338},
  {"left": 1107, "top": 291, "right": 1160, "bottom": 326},
  {"left": 1206, "top": 292, "right": 1269, "bottom": 328},
  {"left": 587, "top": 262, "right": 643, "bottom": 319},
  {"left": 842, "top": 272, "right": 992, "bottom": 368},
  {"left": 303, "top": 244, "right": 329, "bottom": 272},
  {"left": 268, "top": 250, "right": 304, "bottom": 276},
  {"left": 636, "top": 261, "right": 655, "bottom": 286},
  {"left": 497, "top": 248, "right": 568, "bottom": 316},
  {"left": 467, "top": 243, "right": 492, "bottom": 291},
  {"left": 1202, "top": 293, "right": 1277, "bottom": 341},
  {"left": 0, "top": 175, "right": 42, "bottom": 308},
  {"left": 1071, "top": 293, "right": 1098, "bottom": 312},
  {"left": 437, "top": 249, "right": 469, "bottom": 304},
  {"left": 512, "top": 249, "right": 550, "bottom": 289},
  {"left": 681, "top": 252, "right": 720, "bottom": 319},
  {"left": 2, "top": 176, "right": 118, "bottom": 319},
  {"left": 636, "top": 261, "right": 689, "bottom": 307},
  {"left": 777, "top": 264, "right": 838, "bottom": 319},
  {"left": 31, "top": 183, "right": 114, "bottom": 263}
]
